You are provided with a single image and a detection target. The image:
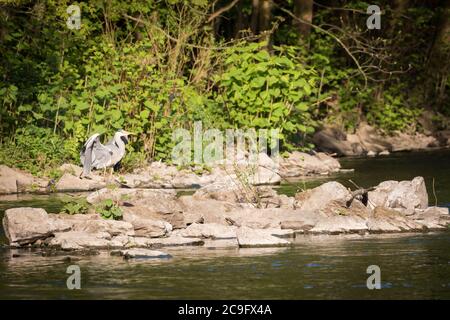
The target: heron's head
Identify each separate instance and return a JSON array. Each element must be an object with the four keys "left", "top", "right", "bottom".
[{"left": 116, "top": 129, "right": 134, "bottom": 144}]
